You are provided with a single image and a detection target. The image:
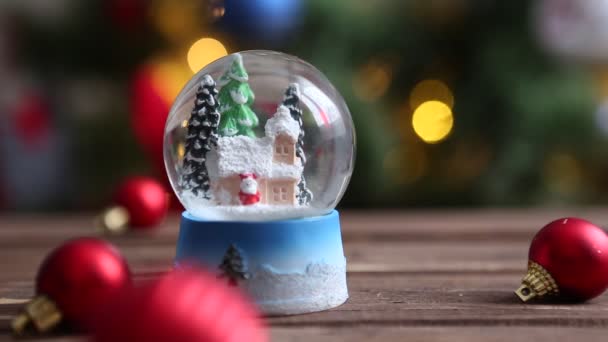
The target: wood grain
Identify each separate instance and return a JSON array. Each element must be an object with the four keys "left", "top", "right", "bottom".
[
  {"left": 1, "top": 210, "right": 608, "bottom": 341},
  {"left": 271, "top": 327, "right": 608, "bottom": 342}
]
